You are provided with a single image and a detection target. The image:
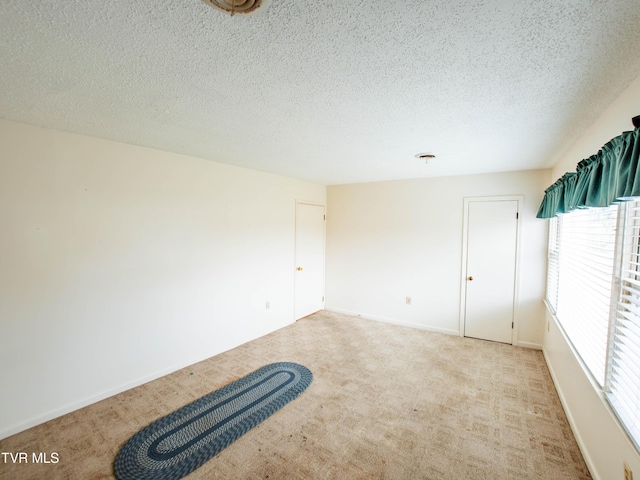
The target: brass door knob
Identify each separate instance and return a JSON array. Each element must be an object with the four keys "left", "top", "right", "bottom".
[
  {"left": 468, "top": 276, "right": 473, "bottom": 281},
  {"left": 297, "top": 266, "right": 304, "bottom": 271}
]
